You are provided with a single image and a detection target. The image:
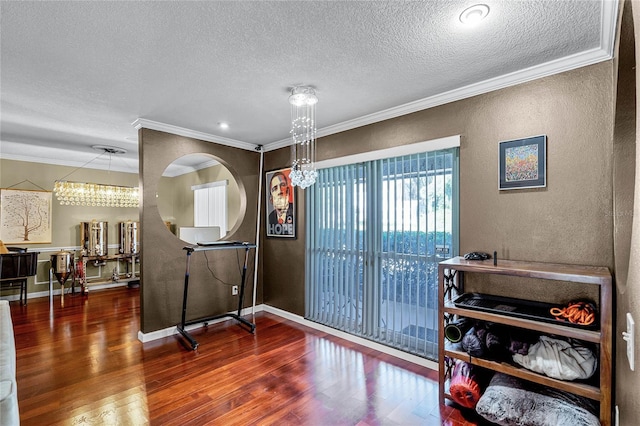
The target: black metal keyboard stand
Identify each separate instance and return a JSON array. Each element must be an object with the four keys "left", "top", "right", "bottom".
[{"left": 177, "top": 242, "right": 257, "bottom": 350}]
